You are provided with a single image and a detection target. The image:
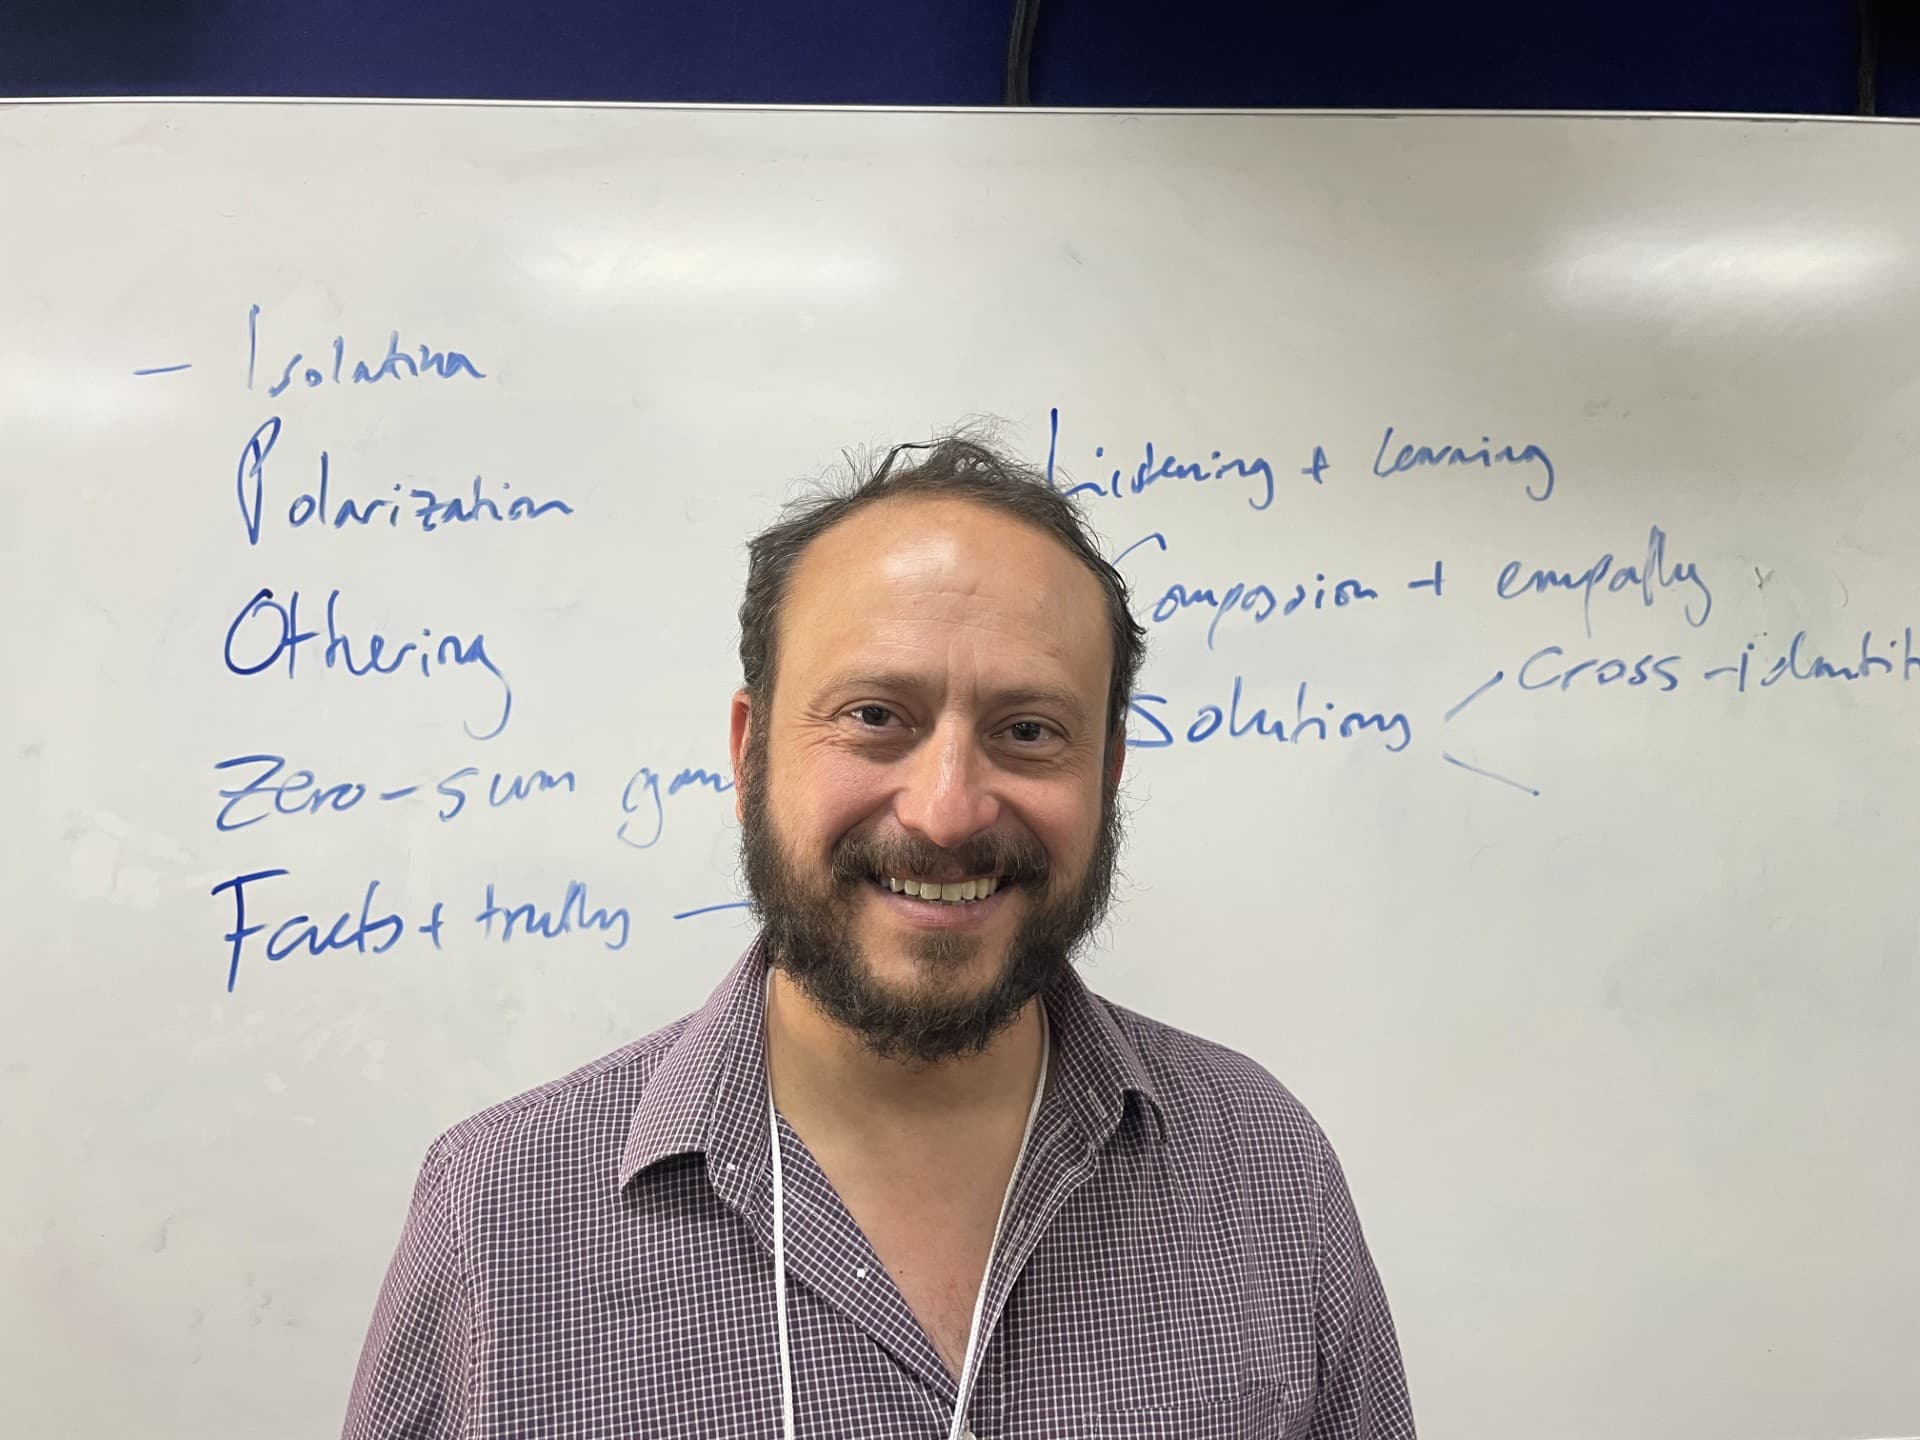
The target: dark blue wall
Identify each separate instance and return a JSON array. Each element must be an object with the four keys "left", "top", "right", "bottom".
[{"left": 3, "top": 0, "right": 1916, "bottom": 115}]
